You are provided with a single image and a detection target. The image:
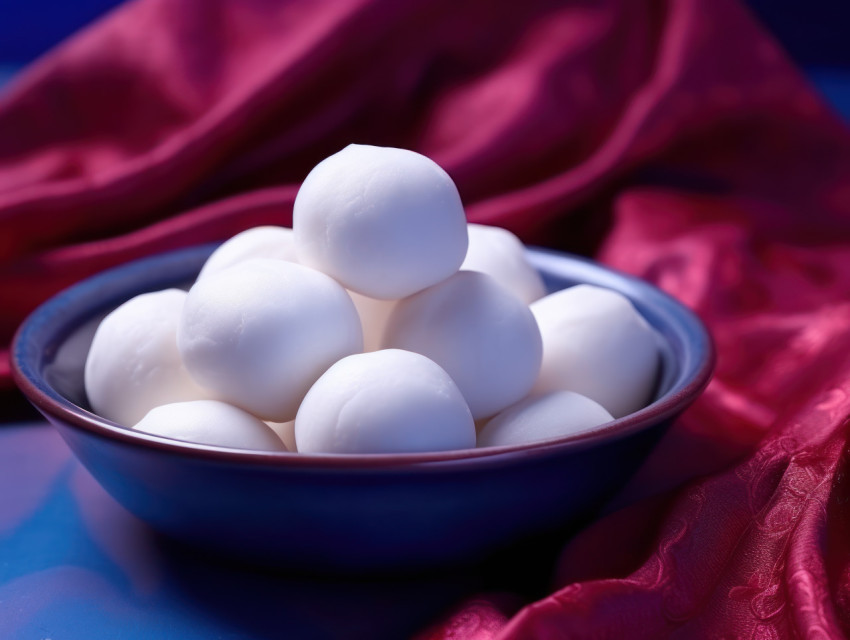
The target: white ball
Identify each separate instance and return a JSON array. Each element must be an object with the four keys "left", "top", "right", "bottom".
[
  {"left": 198, "top": 226, "right": 297, "bottom": 281},
  {"left": 531, "top": 284, "right": 660, "bottom": 418},
  {"left": 178, "top": 258, "right": 363, "bottom": 422},
  {"left": 295, "top": 350, "right": 475, "bottom": 454},
  {"left": 382, "top": 271, "right": 543, "bottom": 420},
  {"left": 461, "top": 223, "right": 546, "bottom": 304},
  {"left": 133, "top": 400, "right": 286, "bottom": 451},
  {"left": 266, "top": 420, "right": 296, "bottom": 452},
  {"left": 84, "top": 289, "right": 209, "bottom": 426},
  {"left": 293, "top": 144, "right": 469, "bottom": 299},
  {"left": 478, "top": 391, "right": 614, "bottom": 448},
  {"left": 347, "top": 290, "right": 397, "bottom": 353}
]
